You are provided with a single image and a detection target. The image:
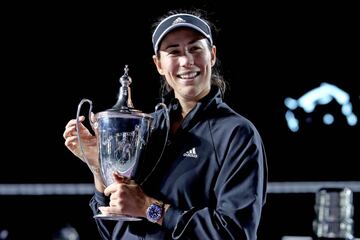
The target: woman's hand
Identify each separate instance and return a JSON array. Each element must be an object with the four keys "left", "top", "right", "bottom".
[
  {"left": 99, "top": 172, "right": 151, "bottom": 218},
  {"left": 63, "top": 115, "right": 99, "bottom": 173}
]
